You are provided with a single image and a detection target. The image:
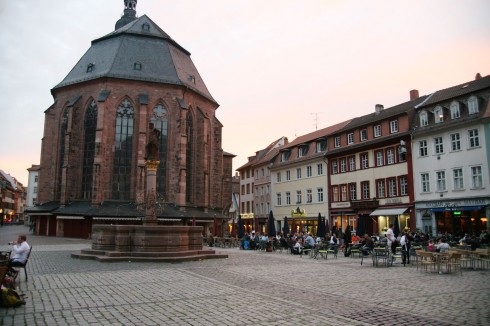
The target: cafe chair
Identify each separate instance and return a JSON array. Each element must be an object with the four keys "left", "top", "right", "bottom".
[
  {"left": 416, "top": 250, "right": 436, "bottom": 273},
  {"left": 445, "top": 252, "right": 462, "bottom": 275}
]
